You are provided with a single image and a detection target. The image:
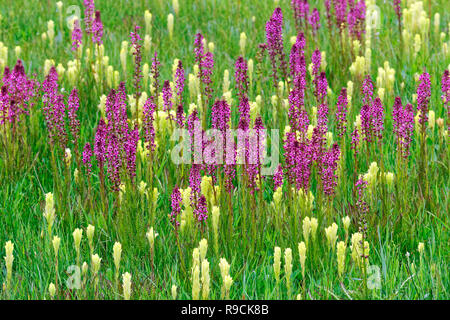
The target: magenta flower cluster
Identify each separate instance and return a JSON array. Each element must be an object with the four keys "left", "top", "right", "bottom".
[
  {"left": 0, "top": 60, "right": 38, "bottom": 128},
  {"left": 442, "top": 70, "right": 450, "bottom": 134},
  {"left": 170, "top": 186, "right": 182, "bottom": 227},
  {"left": 335, "top": 87, "right": 348, "bottom": 138},
  {"left": 417, "top": 71, "right": 431, "bottom": 132},
  {"left": 83, "top": 0, "right": 95, "bottom": 35},
  {"left": 71, "top": 19, "right": 82, "bottom": 51},
  {"left": 392, "top": 97, "right": 414, "bottom": 159},
  {"left": 92, "top": 11, "right": 103, "bottom": 45}
]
